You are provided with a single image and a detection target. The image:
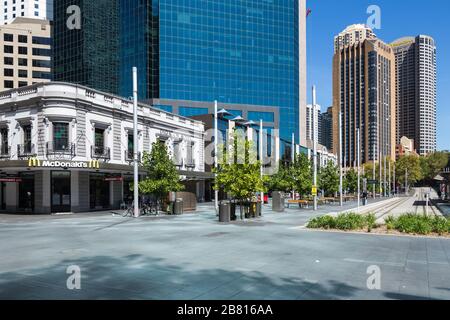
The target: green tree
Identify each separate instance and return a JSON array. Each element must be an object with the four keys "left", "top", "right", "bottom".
[
  {"left": 266, "top": 161, "right": 292, "bottom": 192},
  {"left": 318, "top": 162, "right": 339, "bottom": 197},
  {"left": 138, "top": 141, "right": 184, "bottom": 213},
  {"left": 396, "top": 154, "right": 423, "bottom": 185},
  {"left": 290, "top": 153, "right": 313, "bottom": 198},
  {"left": 420, "top": 152, "right": 448, "bottom": 180},
  {"left": 215, "top": 131, "right": 265, "bottom": 219},
  {"left": 344, "top": 169, "right": 358, "bottom": 194}
]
